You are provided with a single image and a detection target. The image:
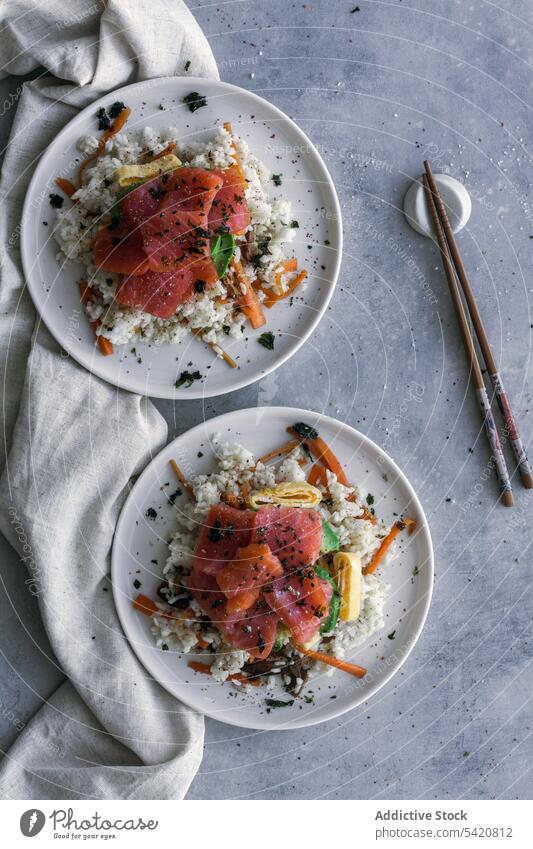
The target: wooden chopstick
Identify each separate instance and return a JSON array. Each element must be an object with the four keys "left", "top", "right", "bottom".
[
  {"left": 424, "top": 161, "right": 532, "bottom": 490},
  {"left": 422, "top": 173, "right": 514, "bottom": 507}
]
